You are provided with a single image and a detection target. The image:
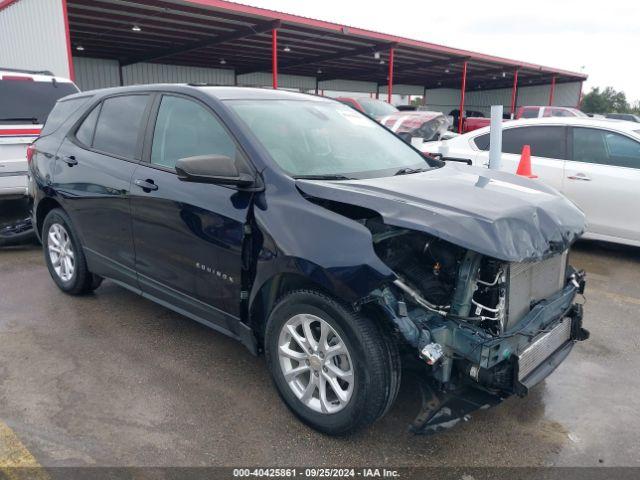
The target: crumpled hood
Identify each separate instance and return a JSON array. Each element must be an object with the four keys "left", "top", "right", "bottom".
[{"left": 297, "top": 163, "right": 586, "bottom": 262}]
